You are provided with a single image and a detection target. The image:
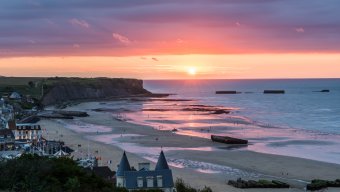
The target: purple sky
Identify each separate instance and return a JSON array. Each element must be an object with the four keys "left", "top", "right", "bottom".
[{"left": 1, "top": 0, "right": 340, "bottom": 57}]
